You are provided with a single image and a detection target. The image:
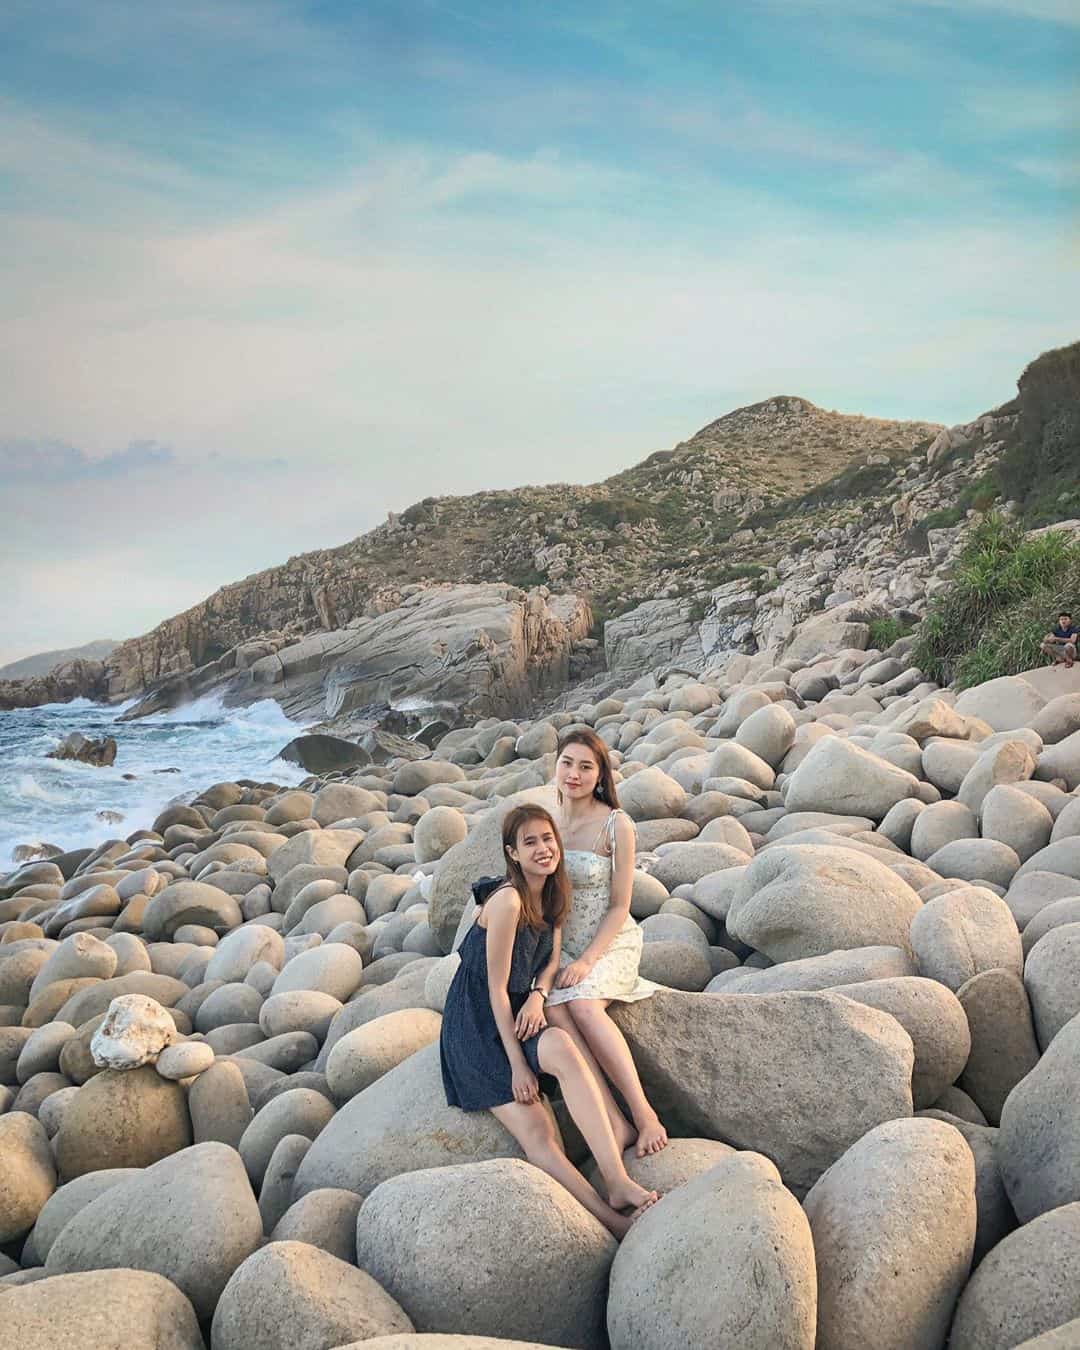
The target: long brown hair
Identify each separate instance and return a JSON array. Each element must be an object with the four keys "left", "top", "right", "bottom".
[
  {"left": 502, "top": 805, "right": 571, "bottom": 931},
  {"left": 556, "top": 728, "right": 620, "bottom": 809}
]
